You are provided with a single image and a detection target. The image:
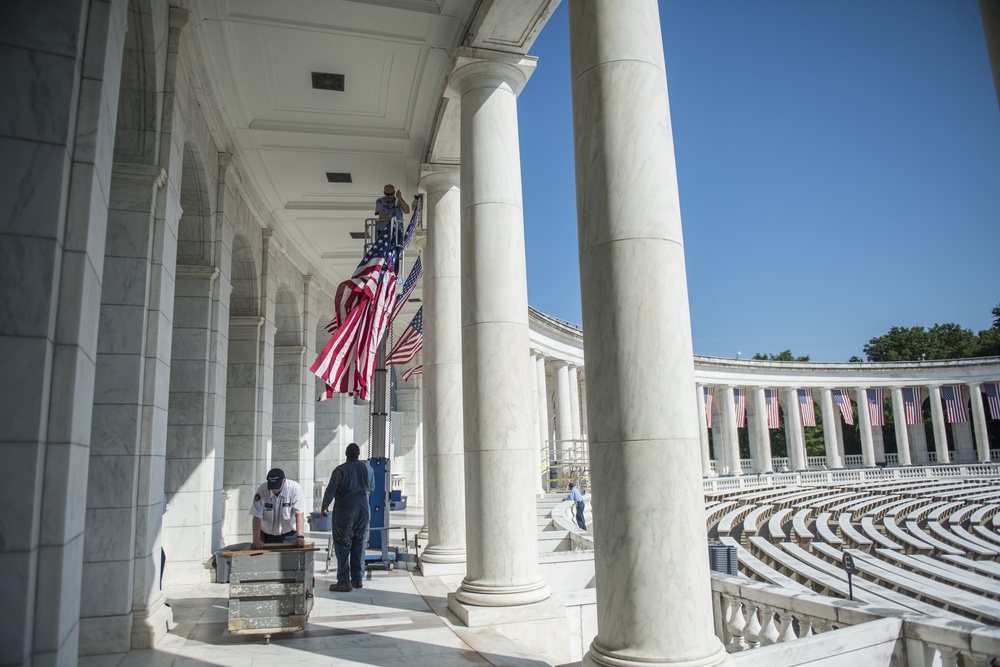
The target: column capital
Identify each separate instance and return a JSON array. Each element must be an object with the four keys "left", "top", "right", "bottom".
[
  {"left": 448, "top": 47, "right": 536, "bottom": 97},
  {"left": 419, "top": 164, "right": 461, "bottom": 193}
]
